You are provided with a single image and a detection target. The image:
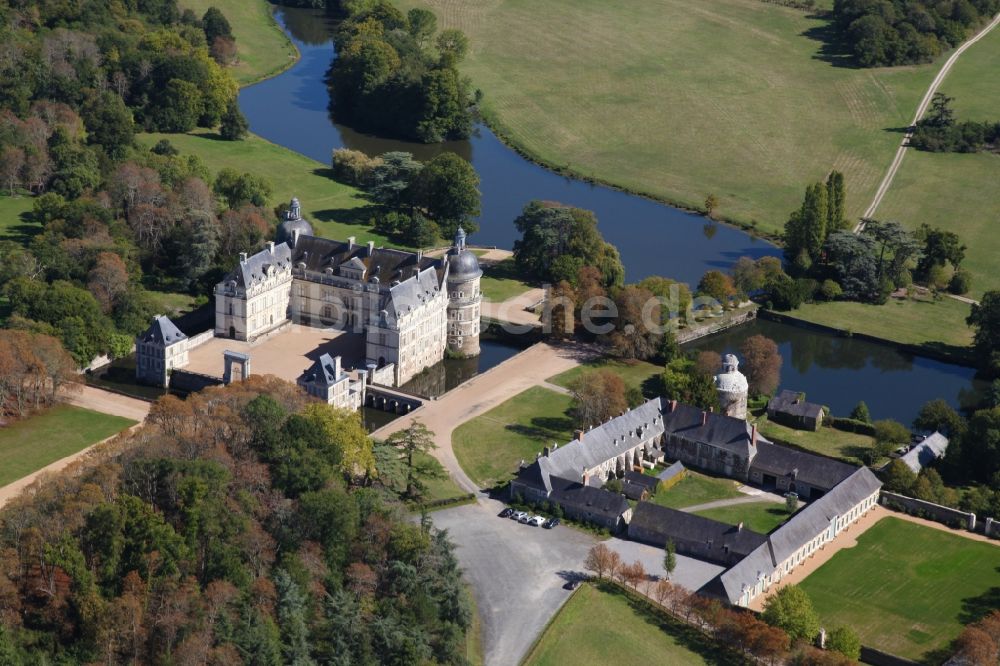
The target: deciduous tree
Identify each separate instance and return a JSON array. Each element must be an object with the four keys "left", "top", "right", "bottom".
[{"left": 740, "top": 334, "right": 782, "bottom": 396}]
